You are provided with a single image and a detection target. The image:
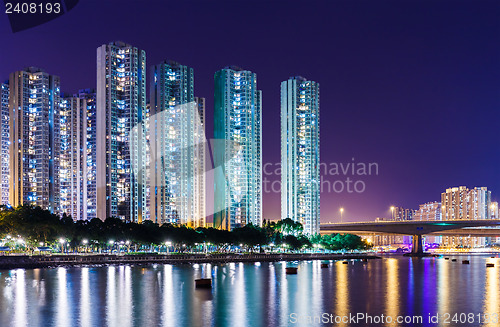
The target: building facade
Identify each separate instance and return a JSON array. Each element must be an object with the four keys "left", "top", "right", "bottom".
[
  {"left": 414, "top": 201, "right": 442, "bottom": 243},
  {"left": 441, "top": 186, "right": 492, "bottom": 247},
  {"left": 79, "top": 89, "right": 98, "bottom": 220},
  {"left": 213, "top": 67, "right": 262, "bottom": 230},
  {"left": 0, "top": 83, "right": 9, "bottom": 206},
  {"left": 60, "top": 96, "right": 86, "bottom": 220},
  {"left": 193, "top": 97, "right": 206, "bottom": 227},
  {"left": 58, "top": 90, "right": 98, "bottom": 221},
  {"left": 391, "top": 206, "right": 415, "bottom": 221},
  {"left": 467, "top": 187, "right": 491, "bottom": 220},
  {"left": 414, "top": 201, "right": 441, "bottom": 221},
  {"left": 8, "top": 67, "right": 61, "bottom": 212},
  {"left": 280, "top": 76, "right": 320, "bottom": 235},
  {"left": 441, "top": 186, "right": 491, "bottom": 220},
  {"left": 149, "top": 60, "right": 206, "bottom": 226},
  {"left": 441, "top": 186, "right": 469, "bottom": 220},
  {"left": 96, "top": 41, "right": 147, "bottom": 221}
]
